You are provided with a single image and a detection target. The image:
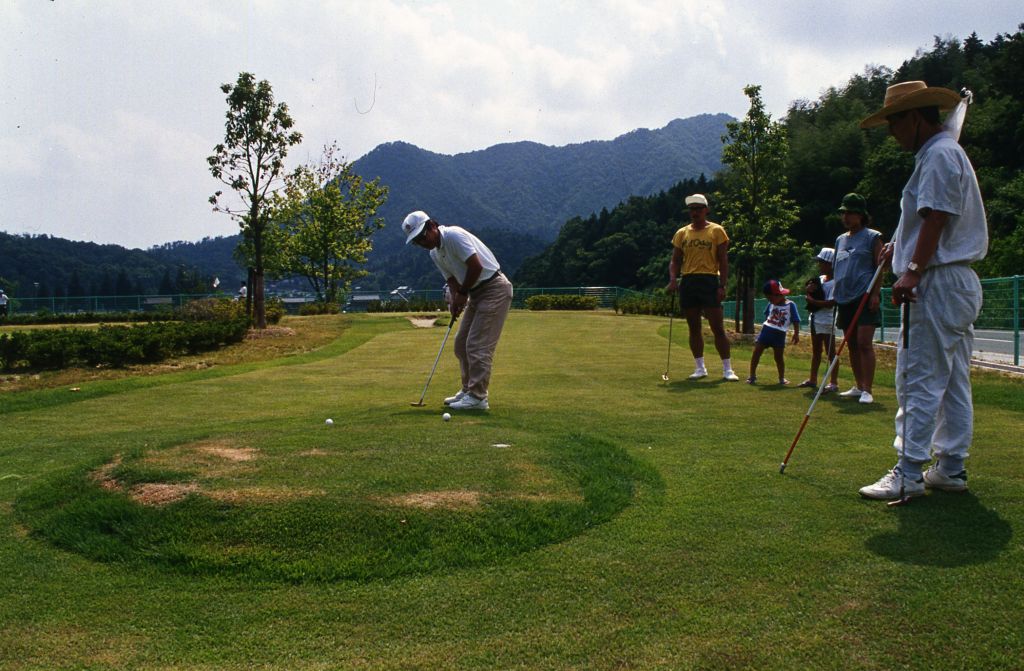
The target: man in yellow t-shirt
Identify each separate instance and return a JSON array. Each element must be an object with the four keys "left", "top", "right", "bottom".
[{"left": 665, "top": 194, "right": 738, "bottom": 381}]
